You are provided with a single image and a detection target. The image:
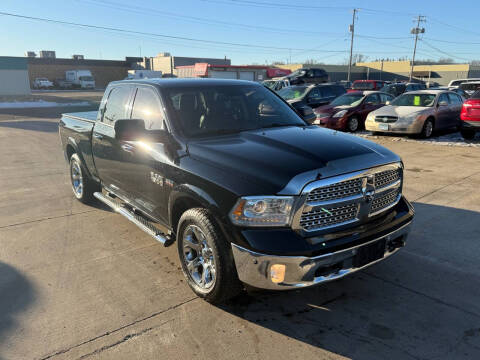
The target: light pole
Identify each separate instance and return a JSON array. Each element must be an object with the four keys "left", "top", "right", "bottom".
[{"left": 347, "top": 9, "right": 358, "bottom": 82}]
